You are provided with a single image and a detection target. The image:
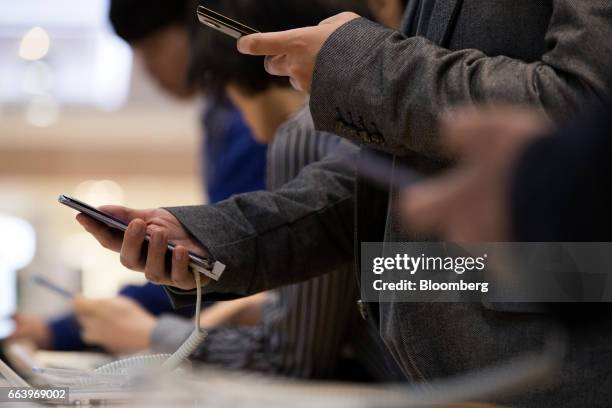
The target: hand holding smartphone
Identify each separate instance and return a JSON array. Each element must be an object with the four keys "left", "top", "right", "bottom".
[{"left": 58, "top": 195, "right": 225, "bottom": 282}]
